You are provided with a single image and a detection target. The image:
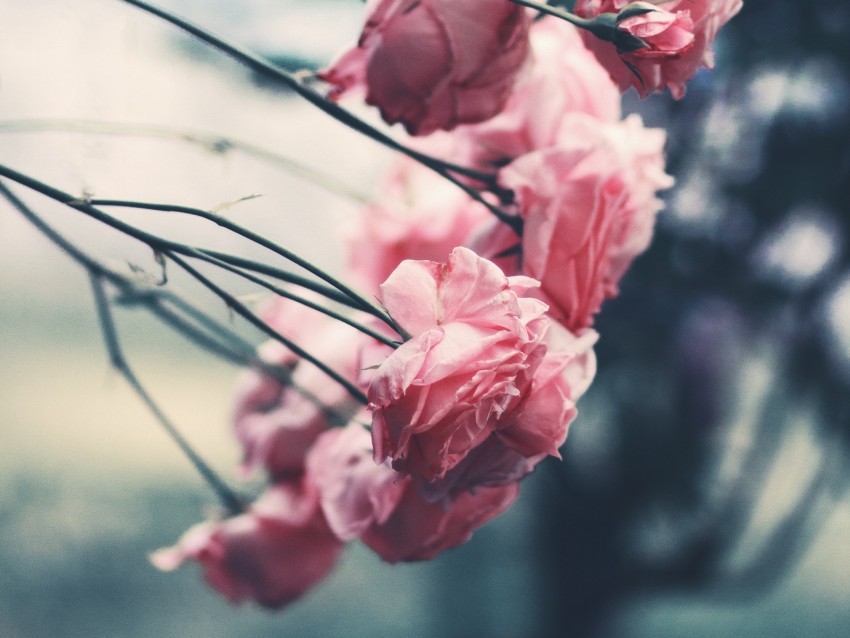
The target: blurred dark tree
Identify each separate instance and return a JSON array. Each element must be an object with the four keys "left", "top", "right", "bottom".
[{"left": 532, "top": 0, "right": 850, "bottom": 635}]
